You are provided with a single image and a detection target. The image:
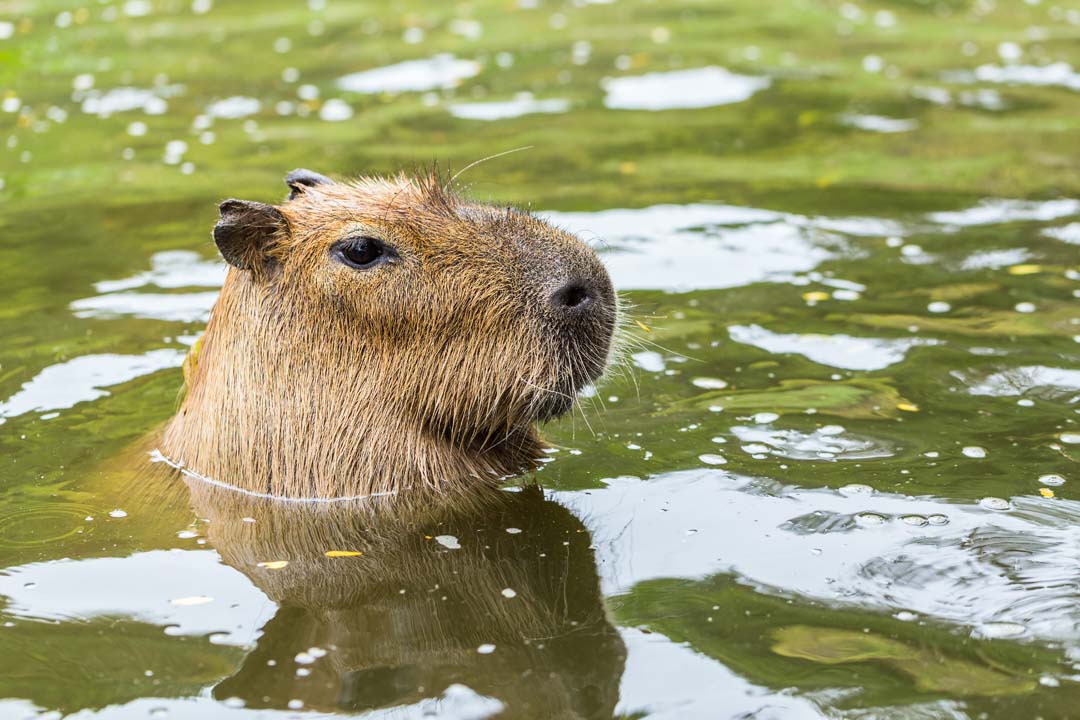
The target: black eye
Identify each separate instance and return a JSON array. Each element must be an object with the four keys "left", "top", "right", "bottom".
[{"left": 335, "top": 237, "right": 390, "bottom": 270}]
